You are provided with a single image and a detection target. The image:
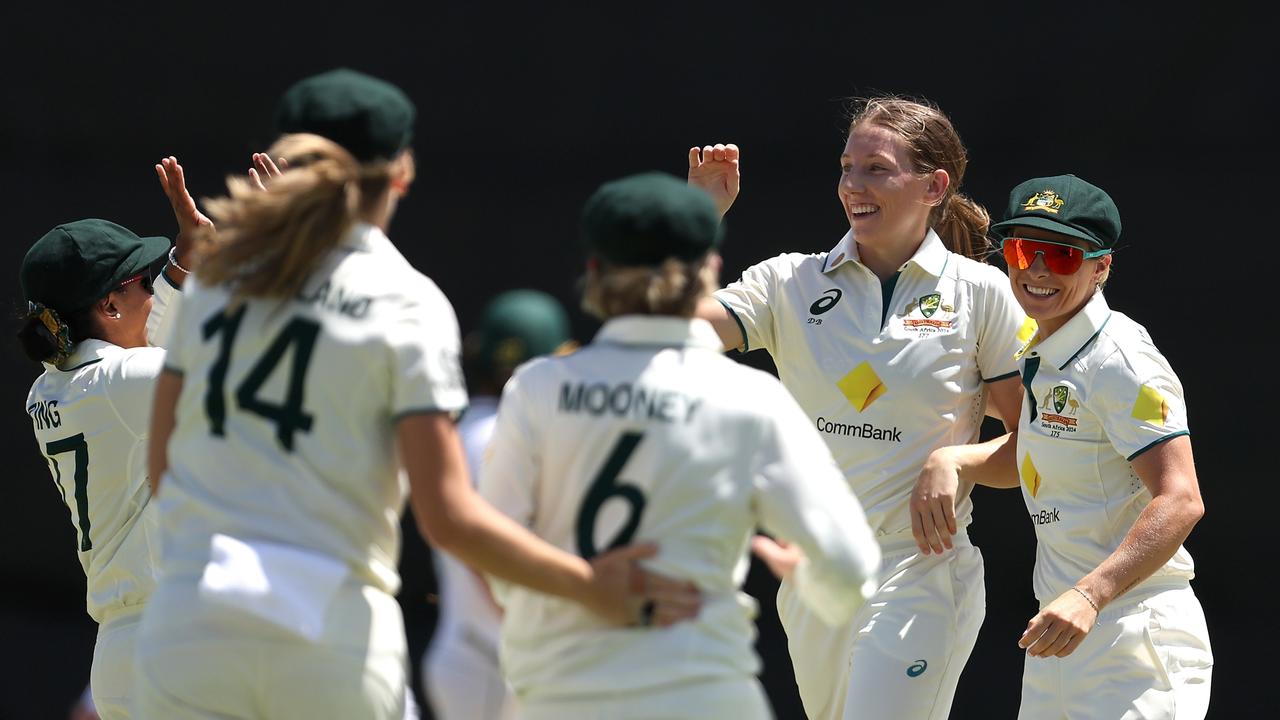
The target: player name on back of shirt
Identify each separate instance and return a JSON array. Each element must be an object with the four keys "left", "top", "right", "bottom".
[{"left": 558, "top": 381, "right": 702, "bottom": 424}]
